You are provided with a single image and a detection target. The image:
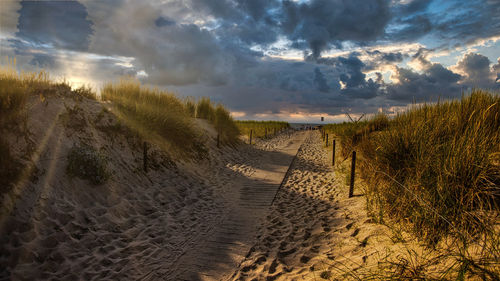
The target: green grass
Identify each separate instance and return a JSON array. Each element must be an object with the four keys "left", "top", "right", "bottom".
[
  {"left": 235, "top": 120, "right": 290, "bottom": 140},
  {"left": 324, "top": 90, "right": 499, "bottom": 278}
]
